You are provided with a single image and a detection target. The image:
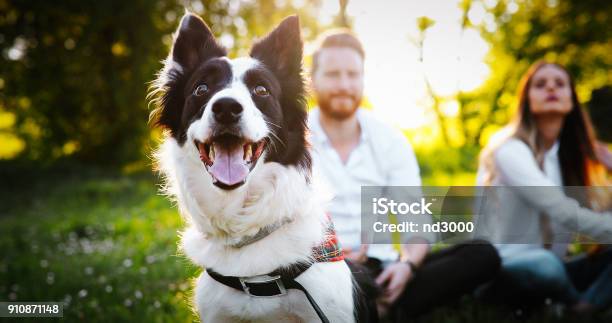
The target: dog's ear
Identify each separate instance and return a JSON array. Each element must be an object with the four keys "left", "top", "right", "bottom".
[
  {"left": 249, "top": 15, "right": 303, "bottom": 78},
  {"left": 250, "top": 16, "right": 311, "bottom": 171},
  {"left": 149, "top": 12, "right": 225, "bottom": 140},
  {"left": 171, "top": 12, "right": 226, "bottom": 72}
]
